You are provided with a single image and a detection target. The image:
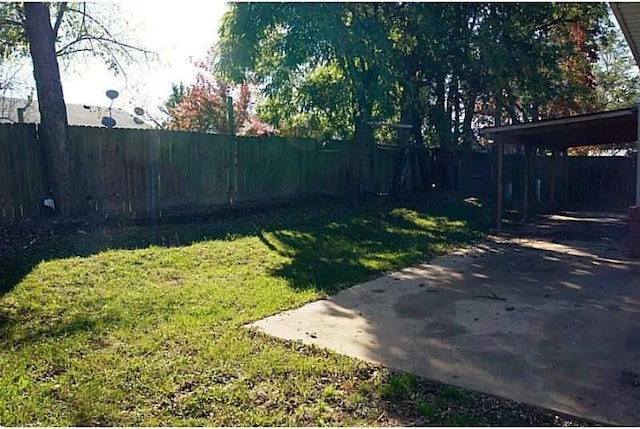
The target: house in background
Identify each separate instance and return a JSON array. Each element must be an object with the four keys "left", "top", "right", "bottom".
[{"left": 0, "top": 97, "right": 152, "bottom": 129}]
